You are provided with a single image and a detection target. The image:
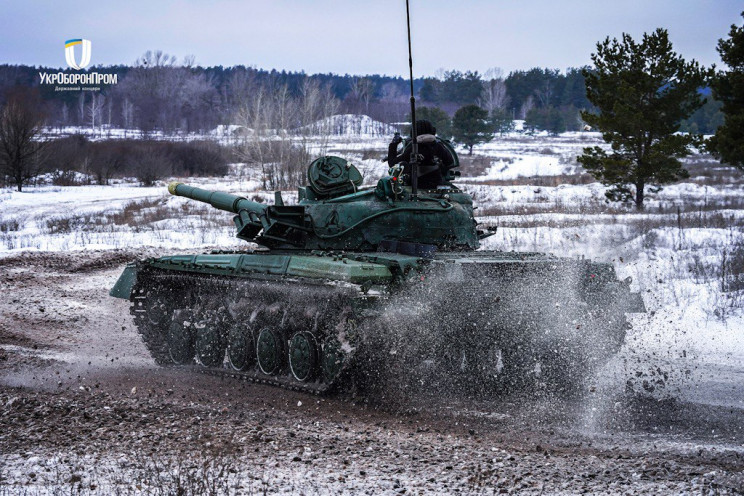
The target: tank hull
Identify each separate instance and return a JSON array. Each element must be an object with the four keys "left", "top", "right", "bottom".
[{"left": 112, "top": 250, "right": 644, "bottom": 396}]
